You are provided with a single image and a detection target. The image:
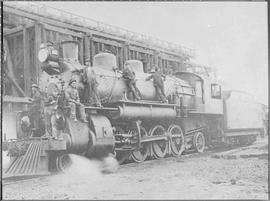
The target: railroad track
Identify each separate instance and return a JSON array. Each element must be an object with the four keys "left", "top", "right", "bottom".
[
  {"left": 2, "top": 145, "right": 249, "bottom": 186},
  {"left": 2, "top": 175, "right": 47, "bottom": 186}
]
